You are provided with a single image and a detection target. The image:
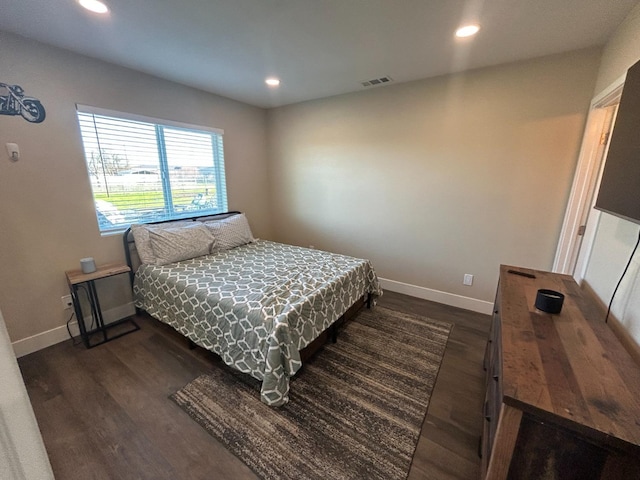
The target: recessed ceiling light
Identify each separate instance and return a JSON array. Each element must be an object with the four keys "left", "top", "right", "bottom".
[
  {"left": 78, "top": 0, "right": 109, "bottom": 14},
  {"left": 455, "top": 25, "right": 480, "bottom": 38},
  {"left": 265, "top": 78, "right": 280, "bottom": 87}
]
